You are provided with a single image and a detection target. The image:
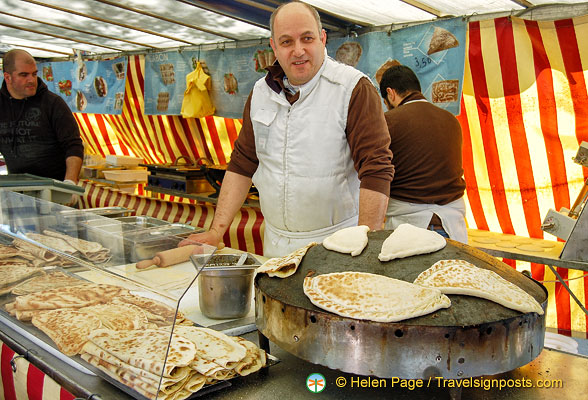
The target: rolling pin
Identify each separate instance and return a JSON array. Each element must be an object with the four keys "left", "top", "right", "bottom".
[{"left": 136, "top": 245, "right": 199, "bottom": 269}]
